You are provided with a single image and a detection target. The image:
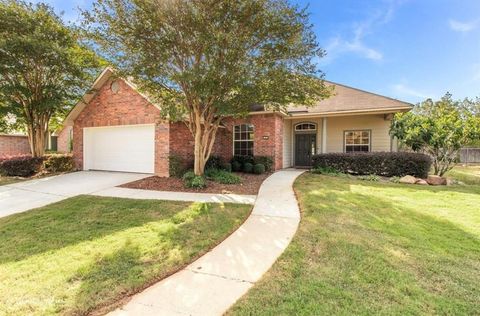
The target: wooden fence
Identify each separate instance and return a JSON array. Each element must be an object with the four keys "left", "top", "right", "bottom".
[{"left": 459, "top": 148, "right": 480, "bottom": 163}]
